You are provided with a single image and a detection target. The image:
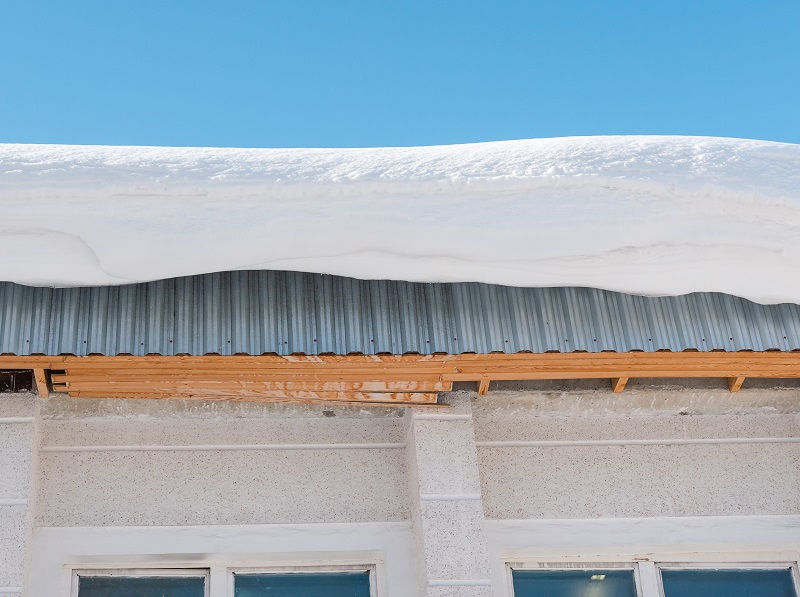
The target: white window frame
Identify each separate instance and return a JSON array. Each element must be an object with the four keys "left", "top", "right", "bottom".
[
  {"left": 506, "top": 557, "right": 800, "bottom": 597},
  {"left": 71, "top": 568, "right": 211, "bottom": 597},
  {"left": 228, "top": 563, "right": 378, "bottom": 596},
  {"left": 654, "top": 562, "right": 800, "bottom": 597},
  {"left": 69, "top": 562, "right": 379, "bottom": 597},
  {"left": 506, "top": 561, "right": 644, "bottom": 597}
]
